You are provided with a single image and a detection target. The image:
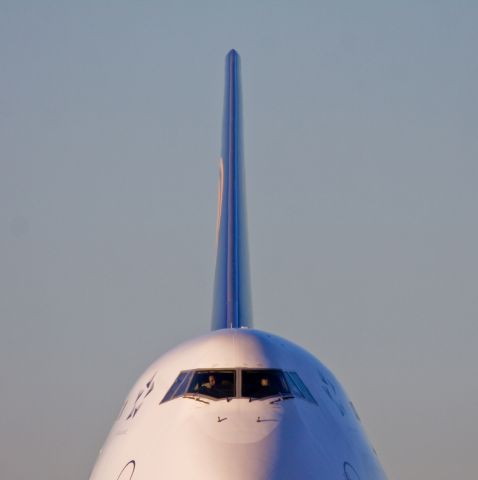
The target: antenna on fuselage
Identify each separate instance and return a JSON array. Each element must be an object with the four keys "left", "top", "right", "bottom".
[{"left": 211, "top": 49, "right": 252, "bottom": 330}]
